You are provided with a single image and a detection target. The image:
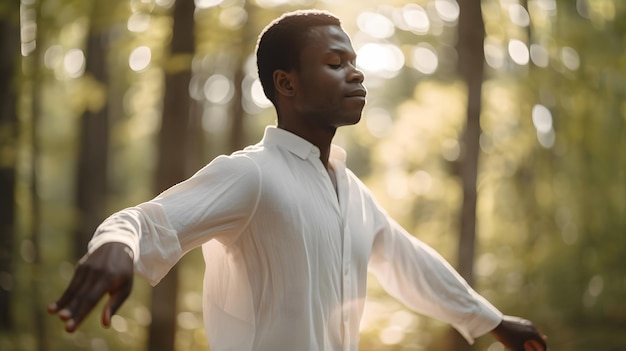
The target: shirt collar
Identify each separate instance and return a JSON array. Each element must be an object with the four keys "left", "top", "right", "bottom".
[{"left": 261, "top": 126, "right": 347, "bottom": 165}]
